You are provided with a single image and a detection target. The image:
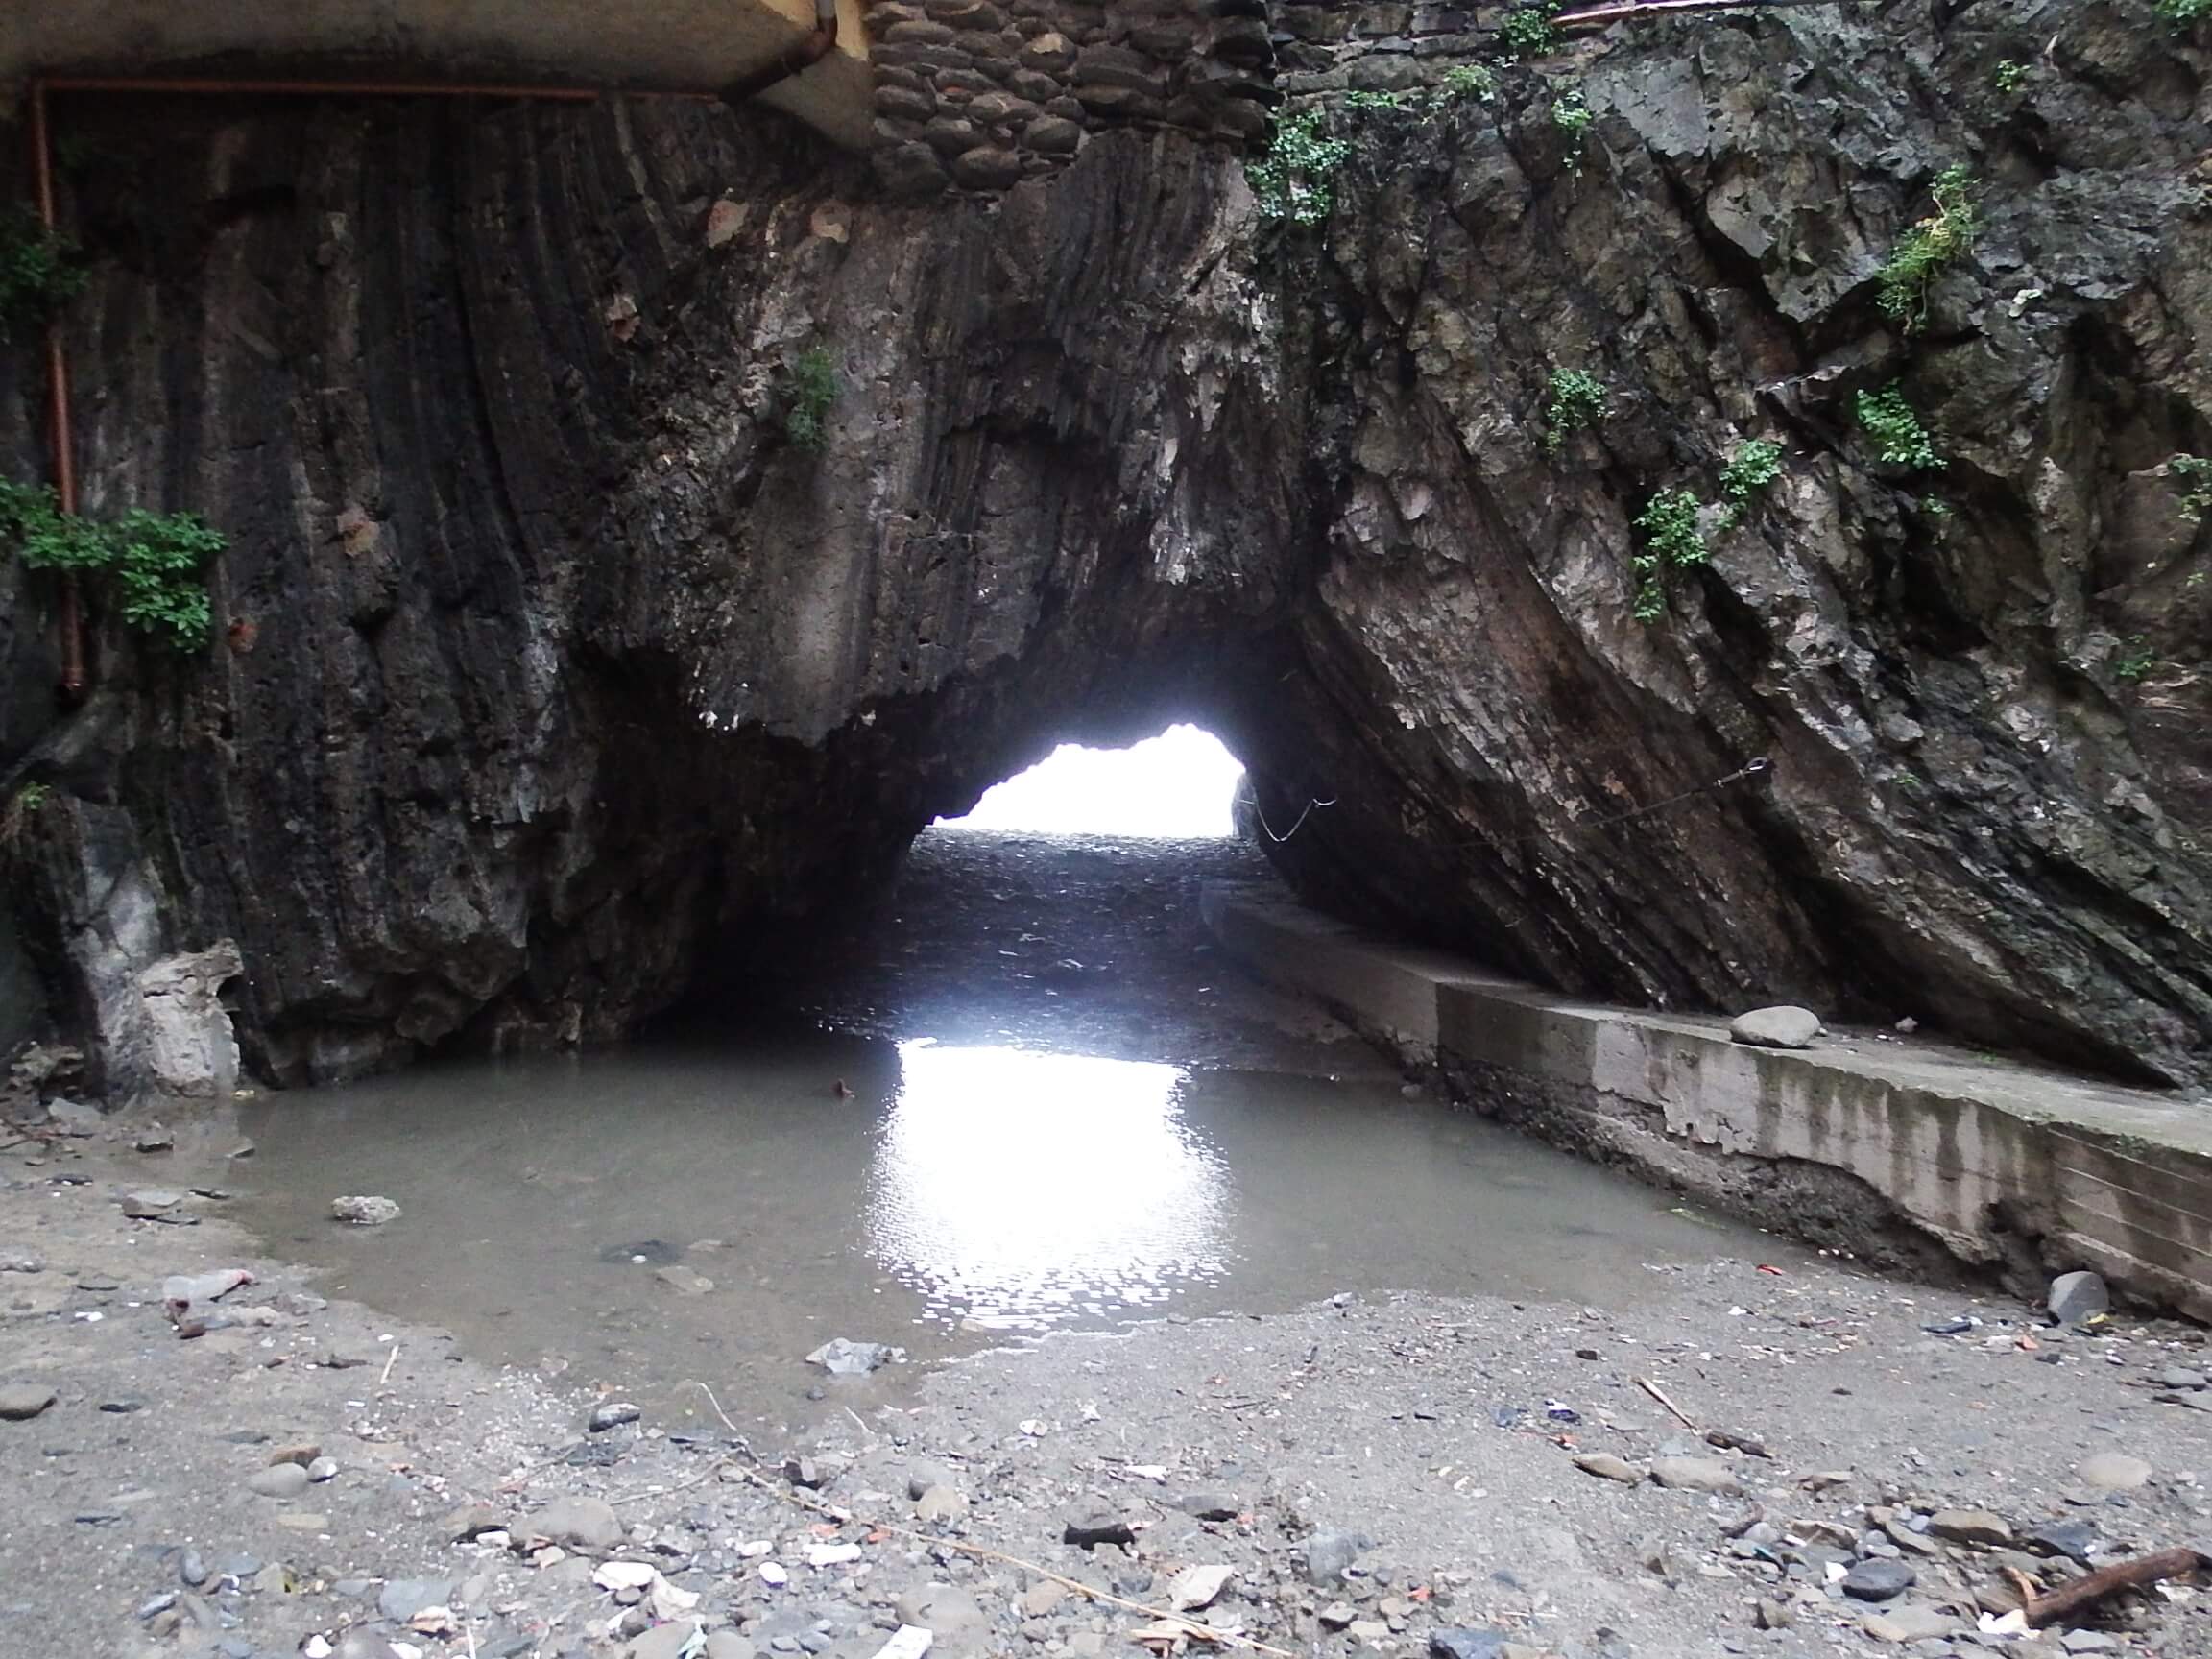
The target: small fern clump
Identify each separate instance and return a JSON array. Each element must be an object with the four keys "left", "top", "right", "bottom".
[
  {"left": 0, "top": 480, "right": 222, "bottom": 649},
  {"left": 1992, "top": 60, "right": 2030, "bottom": 92},
  {"left": 1629, "top": 488, "right": 1708, "bottom": 622},
  {"left": 1717, "top": 439, "right": 1785, "bottom": 525},
  {"left": 2154, "top": 0, "right": 2209, "bottom": 24},
  {"left": 1540, "top": 368, "right": 1608, "bottom": 455},
  {"left": 1247, "top": 109, "right": 1354, "bottom": 226},
  {"left": 1855, "top": 385, "right": 1945, "bottom": 471},
  {"left": 1496, "top": 0, "right": 1563, "bottom": 60},
  {"left": 2112, "top": 637, "right": 2157, "bottom": 681},
  {"left": 1875, "top": 165, "right": 1978, "bottom": 332}
]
